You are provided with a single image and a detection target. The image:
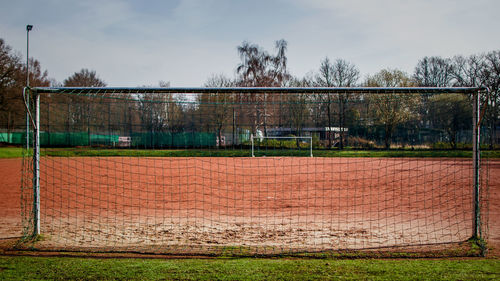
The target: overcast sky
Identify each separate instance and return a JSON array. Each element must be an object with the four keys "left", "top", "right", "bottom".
[{"left": 1, "top": 0, "right": 499, "bottom": 87}]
